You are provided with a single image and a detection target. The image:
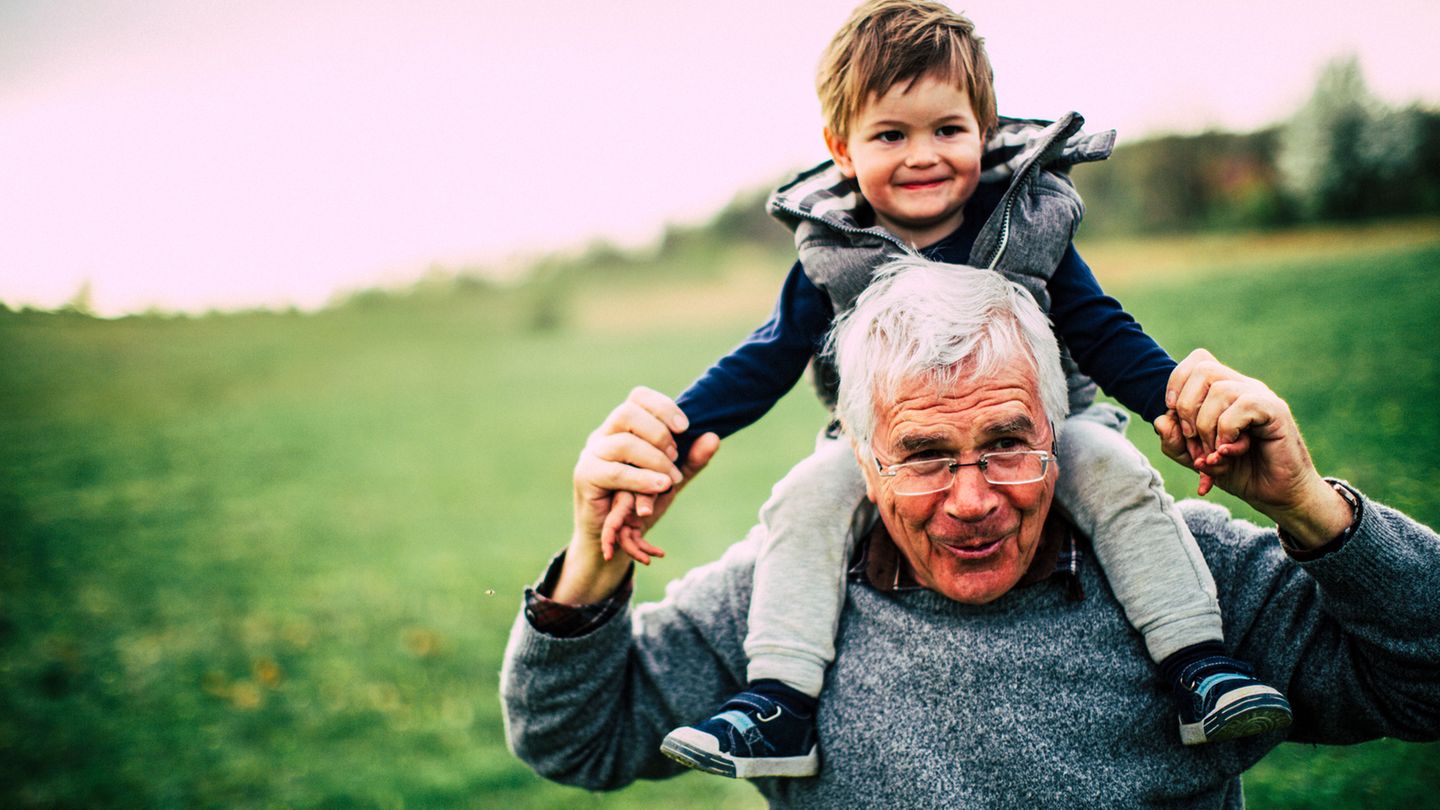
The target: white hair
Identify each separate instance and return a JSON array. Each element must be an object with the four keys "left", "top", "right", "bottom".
[{"left": 824, "top": 258, "right": 1070, "bottom": 458}]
